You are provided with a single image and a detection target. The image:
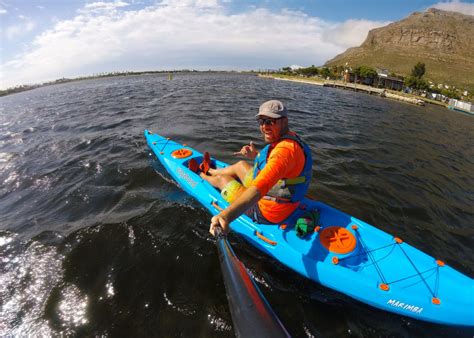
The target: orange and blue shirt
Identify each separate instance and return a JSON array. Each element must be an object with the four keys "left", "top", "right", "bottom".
[{"left": 251, "top": 132, "right": 309, "bottom": 223}]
